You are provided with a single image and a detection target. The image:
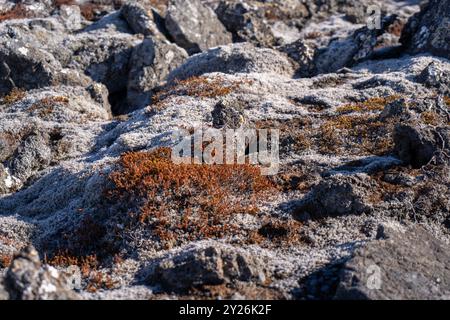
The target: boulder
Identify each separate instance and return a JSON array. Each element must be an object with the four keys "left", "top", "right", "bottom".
[
  {"left": 82, "top": 11, "right": 133, "bottom": 34},
  {"left": 401, "top": 0, "right": 450, "bottom": 59},
  {"left": 9, "top": 129, "right": 52, "bottom": 183},
  {"left": 295, "top": 174, "right": 377, "bottom": 219},
  {"left": 278, "top": 40, "right": 317, "bottom": 77},
  {"left": 215, "top": 0, "right": 277, "bottom": 47},
  {"left": 4, "top": 246, "right": 80, "bottom": 300},
  {"left": 0, "top": 18, "right": 114, "bottom": 95},
  {"left": 63, "top": 32, "right": 141, "bottom": 95},
  {"left": 165, "top": 0, "right": 232, "bottom": 54},
  {"left": 315, "top": 16, "right": 397, "bottom": 74},
  {"left": 0, "top": 85, "right": 111, "bottom": 194},
  {"left": 215, "top": 0, "right": 311, "bottom": 47},
  {"left": 127, "top": 37, "right": 188, "bottom": 110},
  {"left": 168, "top": 42, "right": 295, "bottom": 81},
  {"left": 58, "top": 5, "right": 83, "bottom": 31},
  {"left": 335, "top": 225, "right": 450, "bottom": 300},
  {"left": 308, "top": 0, "right": 379, "bottom": 23},
  {"left": 0, "top": 41, "right": 61, "bottom": 96},
  {"left": 417, "top": 61, "right": 450, "bottom": 95},
  {"left": 394, "top": 124, "right": 450, "bottom": 168},
  {"left": 120, "top": 1, "right": 167, "bottom": 40},
  {"left": 380, "top": 98, "right": 411, "bottom": 121},
  {"left": 148, "top": 242, "right": 267, "bottom": 292}
]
